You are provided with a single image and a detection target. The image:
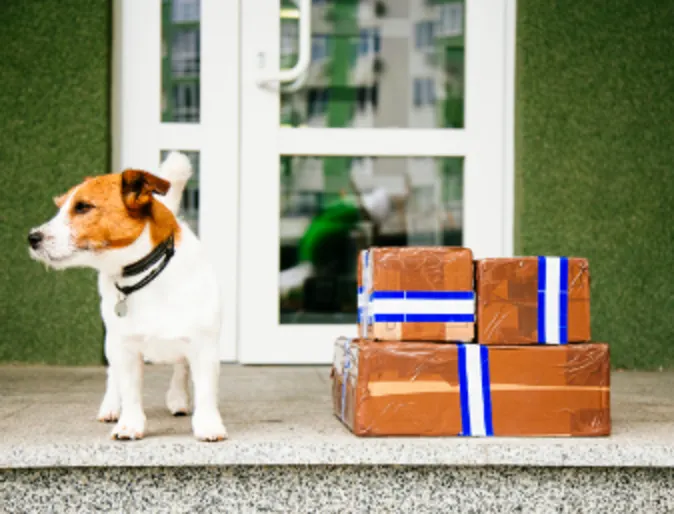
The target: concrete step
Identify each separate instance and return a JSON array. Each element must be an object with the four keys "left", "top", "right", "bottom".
[
  {"left": 1, "top": 365, "right": 673, "bottom": 512},
  {"left": 3, "top": 465, "right": 674, "bottom": 513}
]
